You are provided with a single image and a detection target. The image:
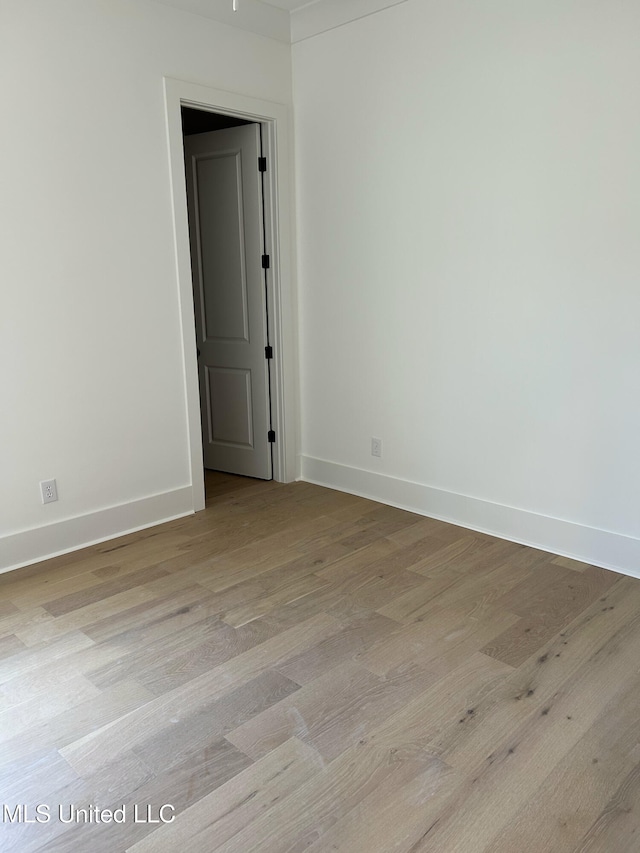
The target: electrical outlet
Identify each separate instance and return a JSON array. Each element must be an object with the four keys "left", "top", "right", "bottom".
[
  {"left": 40, "top": 479, "right": 58, "bottom": 504},
  {"left": 371, "top": 437, "right": 382, "bottom": 458}
]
